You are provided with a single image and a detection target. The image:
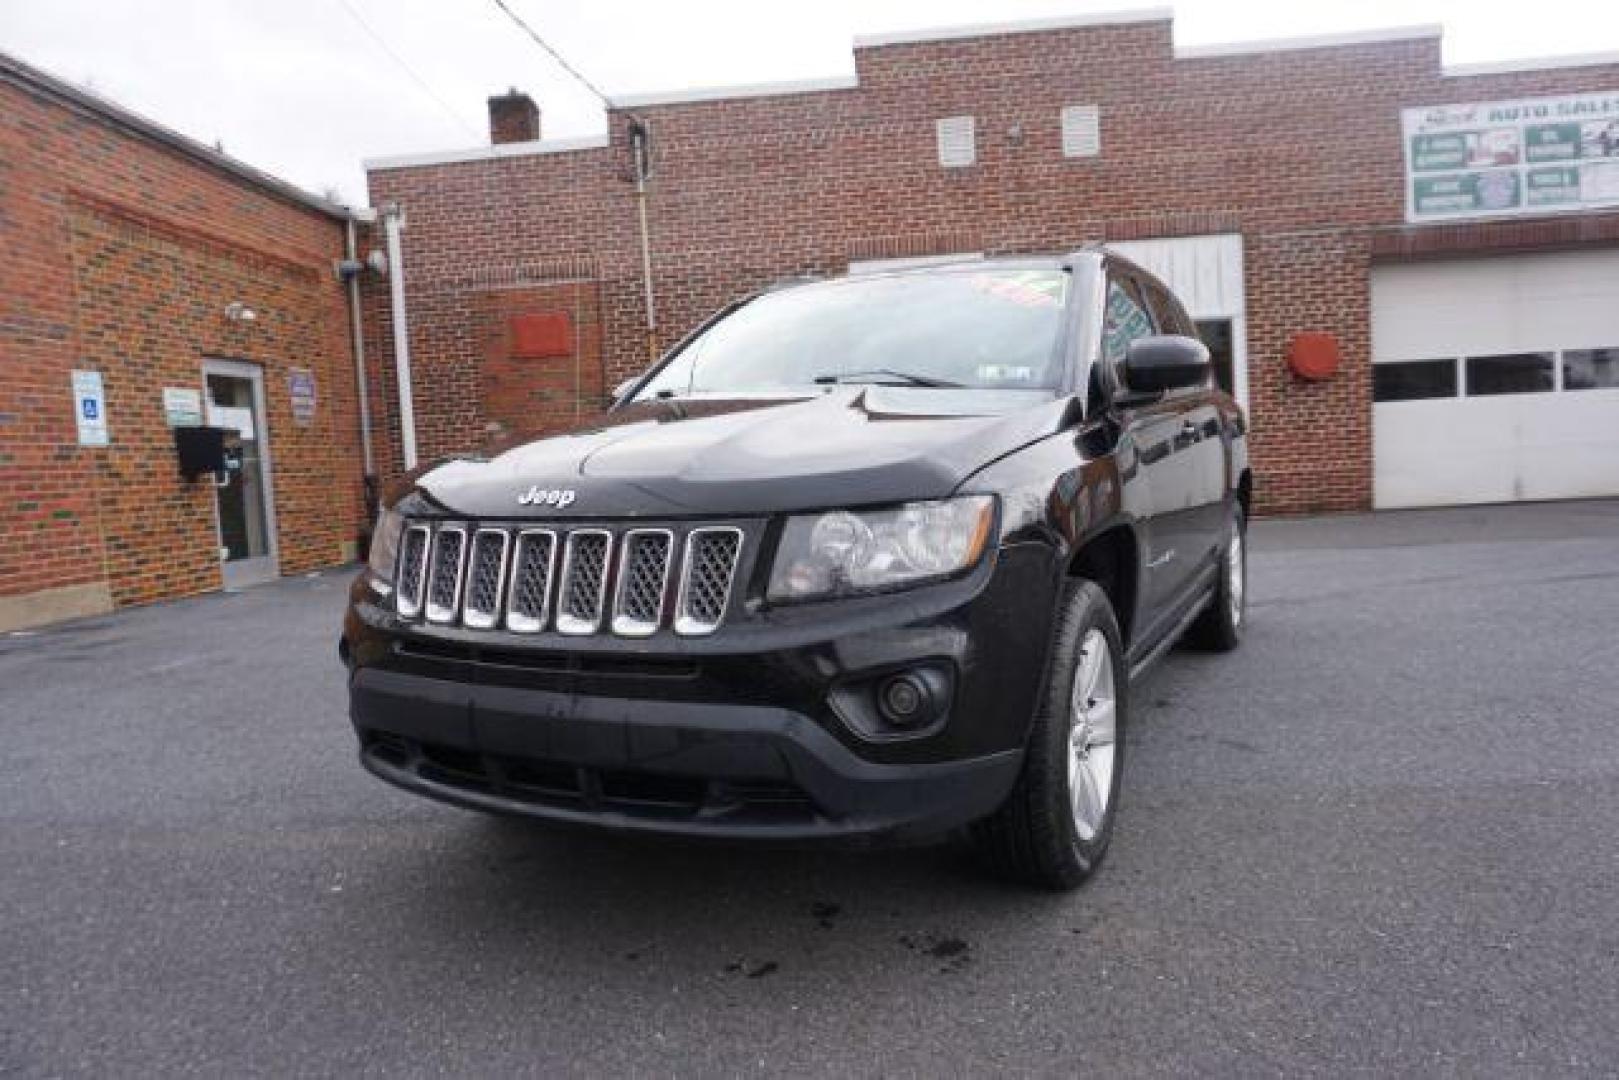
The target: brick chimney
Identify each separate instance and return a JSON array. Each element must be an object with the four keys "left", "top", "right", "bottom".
[{"left": 488, "top": 89, "right": 540, "bottom": 144}]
